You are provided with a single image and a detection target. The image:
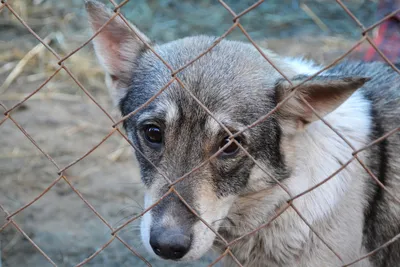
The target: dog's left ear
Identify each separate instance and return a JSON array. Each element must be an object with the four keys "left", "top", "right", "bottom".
[
  {"left": 275, "top": 76, "right": 370, "bottom": 123},
  {"left": 86, "top": 0, "right": 151, "bottom": 104}
]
